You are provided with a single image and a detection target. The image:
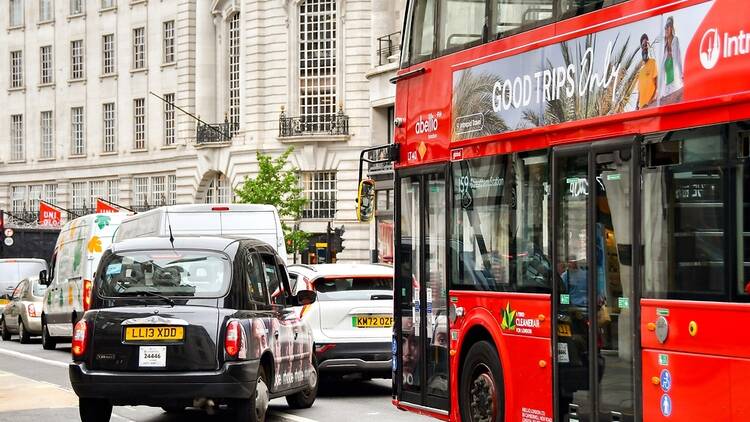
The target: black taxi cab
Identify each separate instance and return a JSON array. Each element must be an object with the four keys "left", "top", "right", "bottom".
[{"left": 69, "top": 236, "right": 318, "bottom": 422}]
